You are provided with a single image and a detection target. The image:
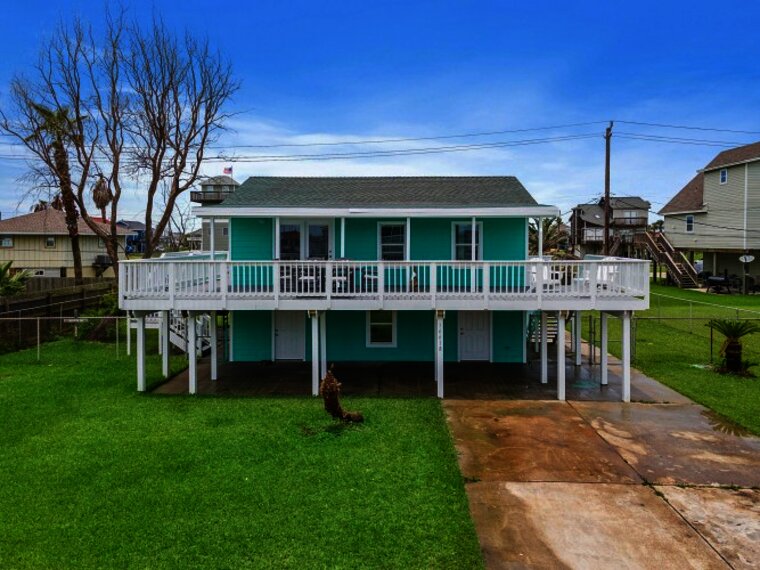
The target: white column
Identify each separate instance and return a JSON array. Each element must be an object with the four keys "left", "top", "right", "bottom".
[
  {"left": 537, "top": 217, "right": 543, "bottom": 257},
  {"left": 319, "top": 311, "right": 327, "bottom": 379},
  {"left": 435, "top": 310, "right": 444, "bottom": 398},
  {"left": 574, "top": 310, "right": 582, "bottom": 366},
  {"left": 136, "top": 314, "right": 146, "bottom": 392},
  {"left": 340, "top": 217, "right": 345, "bottom": 258},
  {"left": 228, "top": 312, "right": 234, "bottom": 362},
  {"left": 161, "top": 310, "right": 170, "bottom": 378},
  {"left": 187, "top": 314, "right": 197, "bottom": 394},
  {"left": 126, "top": 317, "right": 132, "bottom": 356},
  {"left": 405, "top": 217, "right": 411, "bottom": 261},
  {"left": 470, "top": 217, "right": 477, "bottom": 260},
  {"left": 540, "top": 311, "right": 548, "bottom": 384},
  {"left": 311, "top": 311, "right": 319, "bottom": 396},
  {"left": 274, "top": 217, "right": 281, "bottom": 258},
  {"left": 210, "top": 311, "right": 218, "bottom": 381},
  {"left": 209, "top": 218, "right": 216, "bottom": 254},
  {"left": 622, "top": 311, "right": 631, "bottom": 402},
  {"left": 600, "top": 312, "right": 608, "bottom": 385},
  {"left": 556, "top": 312, "right": 566, "bottom": 401}
]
